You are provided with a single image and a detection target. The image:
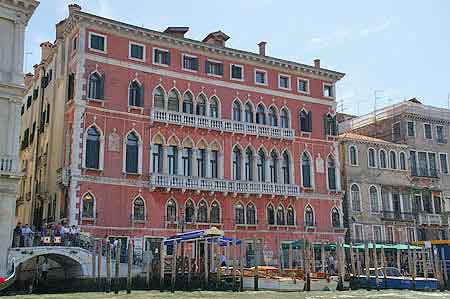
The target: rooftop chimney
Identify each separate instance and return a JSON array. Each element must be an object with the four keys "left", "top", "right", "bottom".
[
  {"left": 24, "top": 73, "right": 34, "bottom": 90},
  {"left": 202, "top": 31, "right": 230, "bottom": 47},
  {"left": 163, "top": 27, "right": 189, "bottom": 38},
  {"left": 55, "top": 19, "right": 67, "bottom": 40},
  {"left": 314, "top": 58, "right": 321, "bottom": 68},
  {"left": 258, "top": 41, "right": 267, "bottom": 56},
  {"left": 40, "top": 41, "right": 53, "bottom": 62},
  {"left": 68, "top": 3, "right": 81, "bottom": 15}
]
